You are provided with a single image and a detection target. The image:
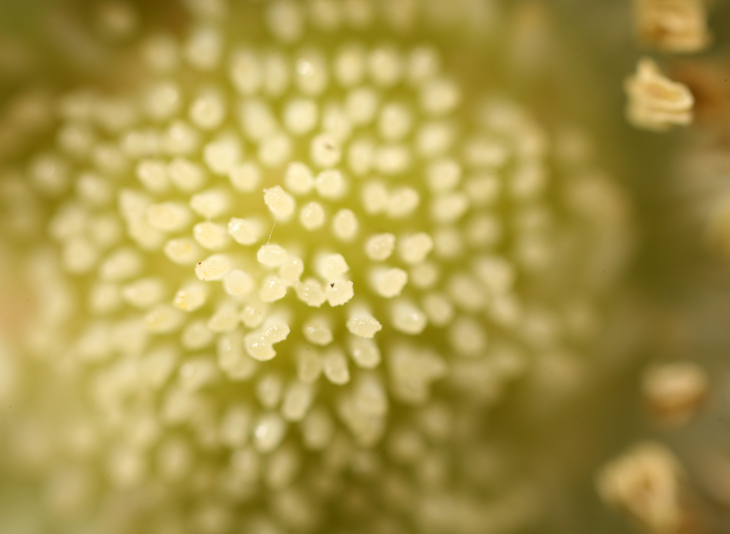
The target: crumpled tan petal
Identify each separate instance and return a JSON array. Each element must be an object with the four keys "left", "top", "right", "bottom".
[
  {"left": 625, "top": 58, "right": 694, "bottom": 131},
  {"left": 634, "top": 0, "right": 711, "bottom": 53}
]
